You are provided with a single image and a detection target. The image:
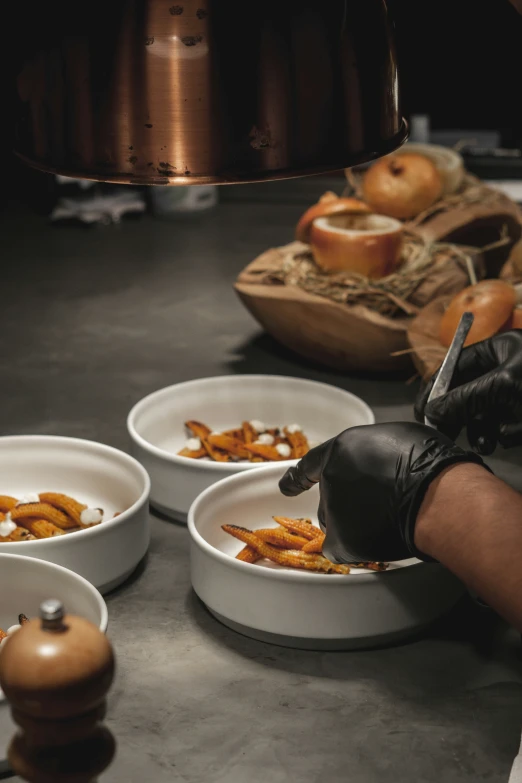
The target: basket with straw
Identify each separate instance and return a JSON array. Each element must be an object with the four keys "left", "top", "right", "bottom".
[{"left": 235, "top": 234, "right": 484, "bottom": 374}]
